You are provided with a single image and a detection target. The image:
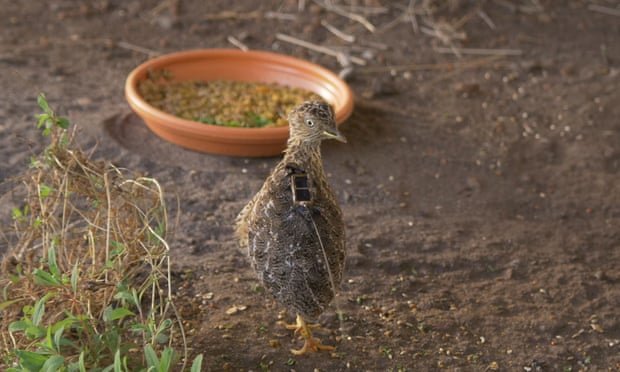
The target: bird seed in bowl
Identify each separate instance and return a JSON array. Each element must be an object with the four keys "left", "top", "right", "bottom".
[{"left": 137, "top": 70, "right": 319, "bottom": 128}]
